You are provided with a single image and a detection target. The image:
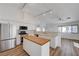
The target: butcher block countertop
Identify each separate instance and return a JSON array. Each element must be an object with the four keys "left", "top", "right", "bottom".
[{"left": 23, "top": 35, "right": 49, "bottom": 46}]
